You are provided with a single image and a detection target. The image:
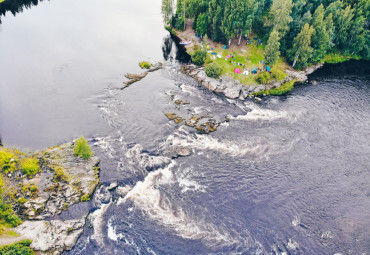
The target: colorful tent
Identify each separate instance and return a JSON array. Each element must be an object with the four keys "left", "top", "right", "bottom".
[
  {"left": 251, "top": 68, "right": 257, "bottom": 74},
  {"left": 234, "top": 68, "right": 241, "bottom": 73},
  {"left": 226, "top": 55, "right": 231, "bottom": 59},
  {"left": 266, "top": 66, "right": 271, "bottom": 72}
]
